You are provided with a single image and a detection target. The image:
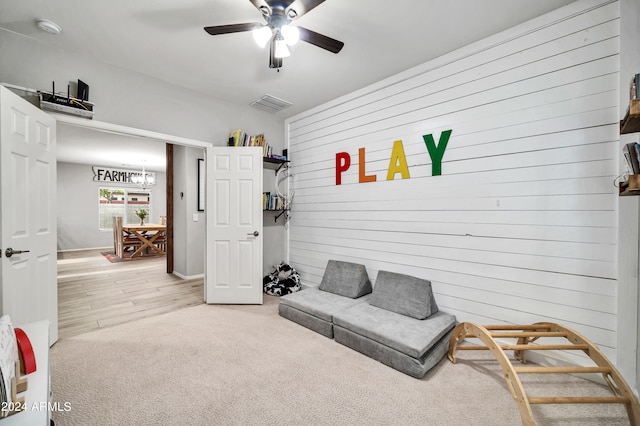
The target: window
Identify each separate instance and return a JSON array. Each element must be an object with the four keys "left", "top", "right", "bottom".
[{"left": 99, "top": 187, "right": 151, "bottom": 230}]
